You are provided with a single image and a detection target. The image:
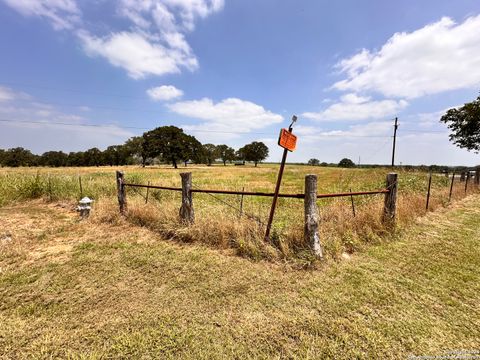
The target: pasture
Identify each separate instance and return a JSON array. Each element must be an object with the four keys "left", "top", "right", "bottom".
[
  {"left": 0, "top": 164, "right": 471, "bottom": 263},
  {"left": 1, "top": 186, "right": 479, "bottom": 358}
]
